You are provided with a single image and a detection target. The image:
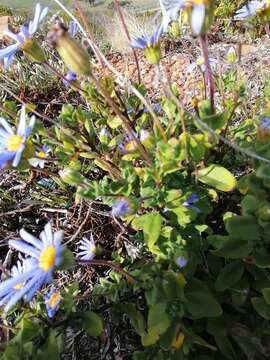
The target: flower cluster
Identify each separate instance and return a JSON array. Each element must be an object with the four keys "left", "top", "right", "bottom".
[
  {"left": 0, "top": 222, "right": 98, "bottom": 313},
  {"left": 0, "top": 223, "right": 64, "bottom": 312}
]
